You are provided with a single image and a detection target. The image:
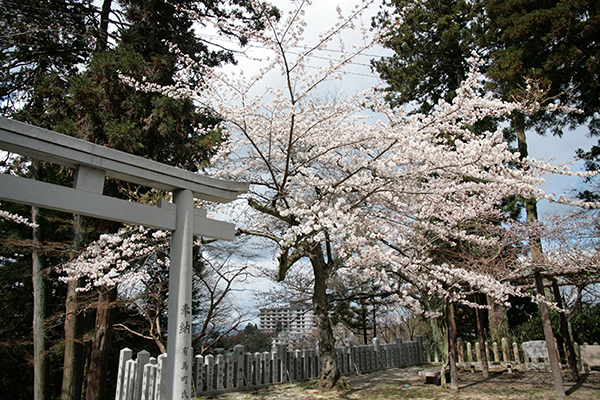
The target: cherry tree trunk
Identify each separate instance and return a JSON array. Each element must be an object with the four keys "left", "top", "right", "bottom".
[
  {"left": 476, "top": 294, "right": 489, "bottom": 378},
  {"left": 309, "top": 246, "right": 341, "bottom": 390},
  {"left": 86, "top": 286, "right": 118, "bottom": 400},
  {"left": 446, "top": 299, "right": 459, "bottom": 391}
]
